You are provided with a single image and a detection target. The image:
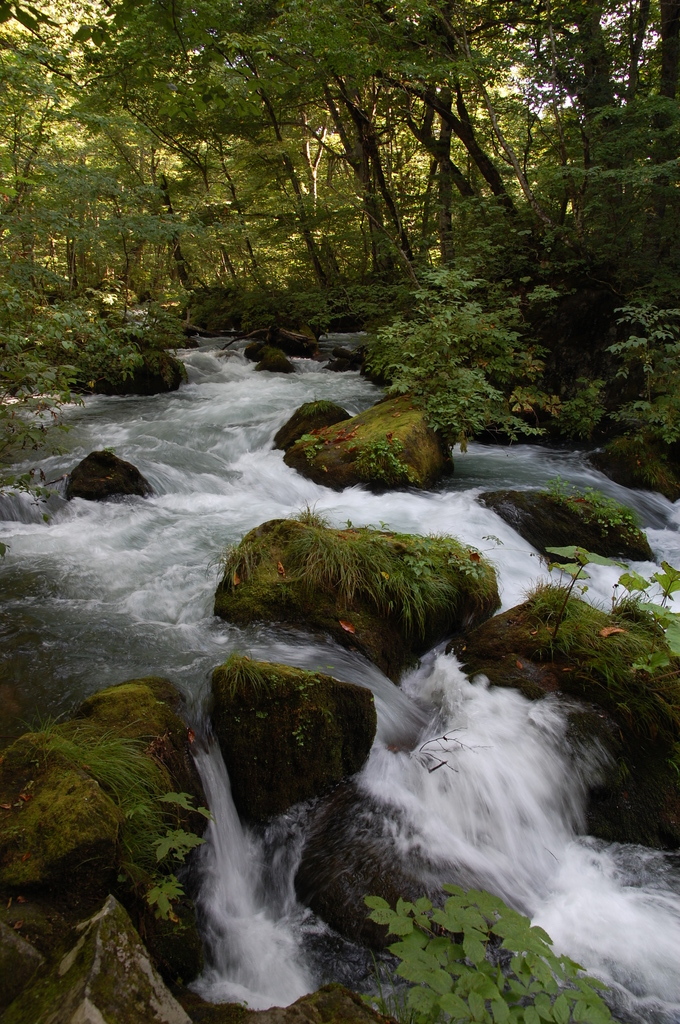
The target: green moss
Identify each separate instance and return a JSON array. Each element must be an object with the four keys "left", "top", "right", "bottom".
[
  {"left": 284, "top": 395, "right": 451, "bottom": 490},
  {"left": 273, "top": 400, "right": 350, "bottom": 451},
  {"left": 215, "top": 517, "right": 499, "bottom": 679},
  {"left": 211, "top": 656, "right": 377, "bottom": 820}
]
